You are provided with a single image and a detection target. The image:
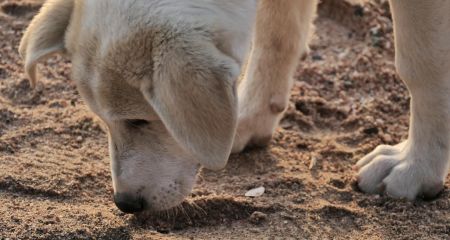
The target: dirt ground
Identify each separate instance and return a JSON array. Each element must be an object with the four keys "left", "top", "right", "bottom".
[{"left": 0, "top": 0, "right": 449, "bottom": 239}]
